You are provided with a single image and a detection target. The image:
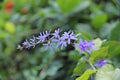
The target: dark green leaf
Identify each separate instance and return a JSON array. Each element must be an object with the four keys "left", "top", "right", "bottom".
[{"left": 110, "top": 22, "right": 120, "bottom": 41}]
